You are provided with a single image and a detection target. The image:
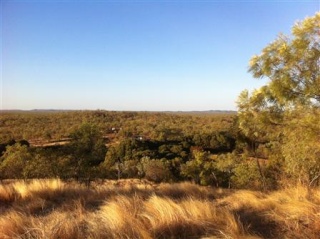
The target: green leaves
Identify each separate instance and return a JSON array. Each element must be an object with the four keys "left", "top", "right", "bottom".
[
  {"left": 248, "top": 13, "right": 320, "bottom": 108},
  {"left": 238, "top": 12, "right": 320, "bottom": 186},
  {"left": 0, "top": 143, "right": 31, "bottom": 179},
  {"left": 69, "top": 123, "right": 106, "bottom": 178},
  {"left": 281, "top": 108, "right": 320, "bottom": 185}
]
